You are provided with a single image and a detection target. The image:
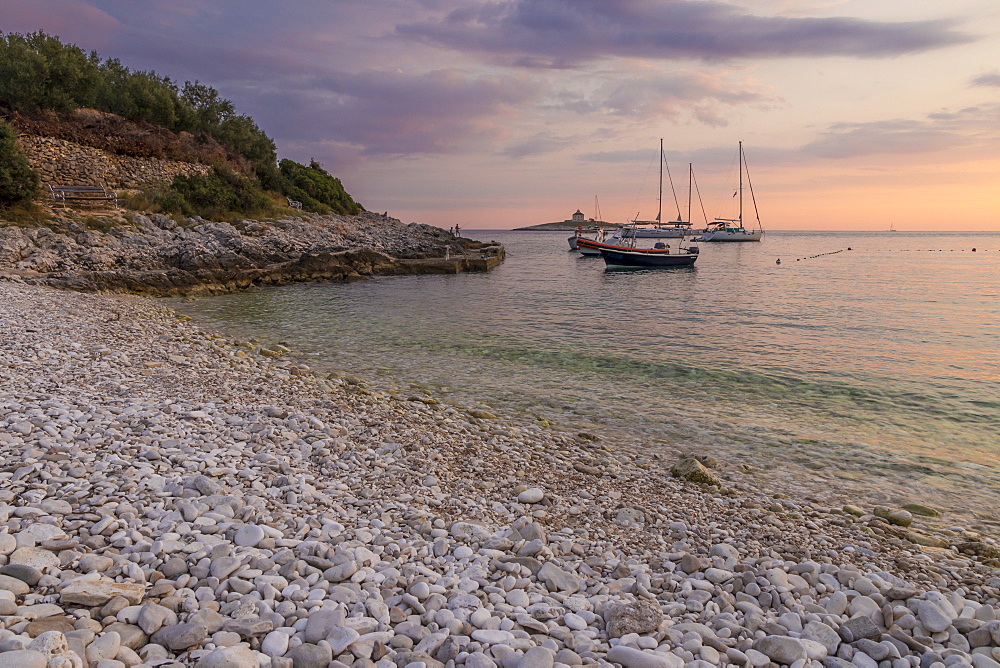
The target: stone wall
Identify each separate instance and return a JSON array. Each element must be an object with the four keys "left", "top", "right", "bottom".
[{"left": 17, "top": 135, "right": 211, "bottom": 190}]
